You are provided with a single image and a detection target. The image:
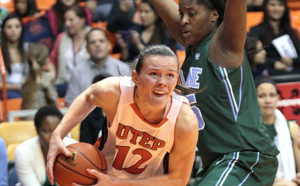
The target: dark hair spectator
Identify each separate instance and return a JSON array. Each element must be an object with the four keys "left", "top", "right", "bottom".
[
  {"left": 14, "top": 0, "right": 55, "bottom": 50},
  {"left": 114, "top": 0, "right": 184, "bottom": 62},
  {"left": 107, "top": 0, "right": 138, "bottom": 33},
  {"left": 47, "top": 0, "right": 93, "bottom": 37},
  {"left": 249, "top": 0, "right": 300, "bottom": 76},
  {"left": 245, "top": 36, "right": 268, "bottom": 78},
  {"left": 0, "top": 14, "right": 29, "bottom": 99},
  {"left": 14, "top": 105, "right": 76, "bottom": 185},
  {"left": 14, "top": 0, "right": 38, "bottom": 18},
  {"left": 34, "top": 105, "right": 63, "bottom": 130}
]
